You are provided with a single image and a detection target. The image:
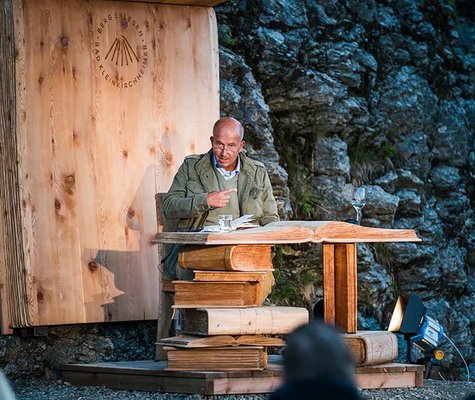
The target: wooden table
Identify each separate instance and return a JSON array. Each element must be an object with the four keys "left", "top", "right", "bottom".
[{"left": 152, "top": 221, "right": 420, "bottom": 333}]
